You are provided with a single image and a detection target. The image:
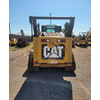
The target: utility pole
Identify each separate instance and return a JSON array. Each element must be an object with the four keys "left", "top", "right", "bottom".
[
  {"left": 9, "top": 23, "right": 11, "bottom": 34},
  {"left": 9, "top": 23, "right": 11, "bottom": 40},
  {"left": 50, "top": 13, "right": 51, "bottom": 25}
]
